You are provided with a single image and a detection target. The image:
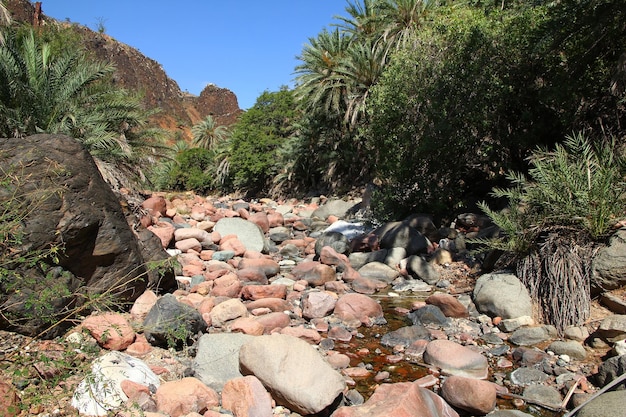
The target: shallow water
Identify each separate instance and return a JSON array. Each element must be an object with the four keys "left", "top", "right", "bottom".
[{"left": 331, "top": 290, "right": 565, "bottom": 417}]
